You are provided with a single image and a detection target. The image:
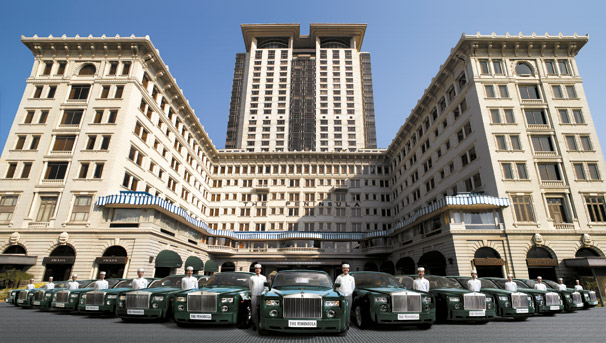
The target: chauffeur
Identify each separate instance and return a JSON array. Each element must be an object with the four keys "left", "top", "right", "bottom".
[
  {"left": 413, "top": 267, "right": 430, "bottom": 292},
  {"left": 335, "top": 263, "right": 355, "bottom": 315},
  {"left": 132, "top": 268, "right": 148, "bottom": 290},
  {"left": 94, "top": 271, "right": 109, "bottom": 290},
  {"left": 533, "top": 276, "right": 547, "bottom": 291},
  {"left": 26, "top": 279, "right": 35, "bottom": 290},
  {"left": 504, "top": 274, "right": 517, "bottom": 291},
  {"left": 574, "top": 280, "right": 584, "bottom": 291},
  {"left": 68, "top": 274, "right": 79, "bottom": 290},
  {"left": 45, "top": 276, "right": 55, "bottom": 290},
  {"left": 557, "top": 278, "right": 567, "bottom": 291},
  {"left": 467, "top": 270, "right": 481, "bottom": 292},
  {"left": 249, "top": 264, "right": 266, "bottom": 331},
  {"left": 181, "top": 266, "right": 198, "bottom": 290}
]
